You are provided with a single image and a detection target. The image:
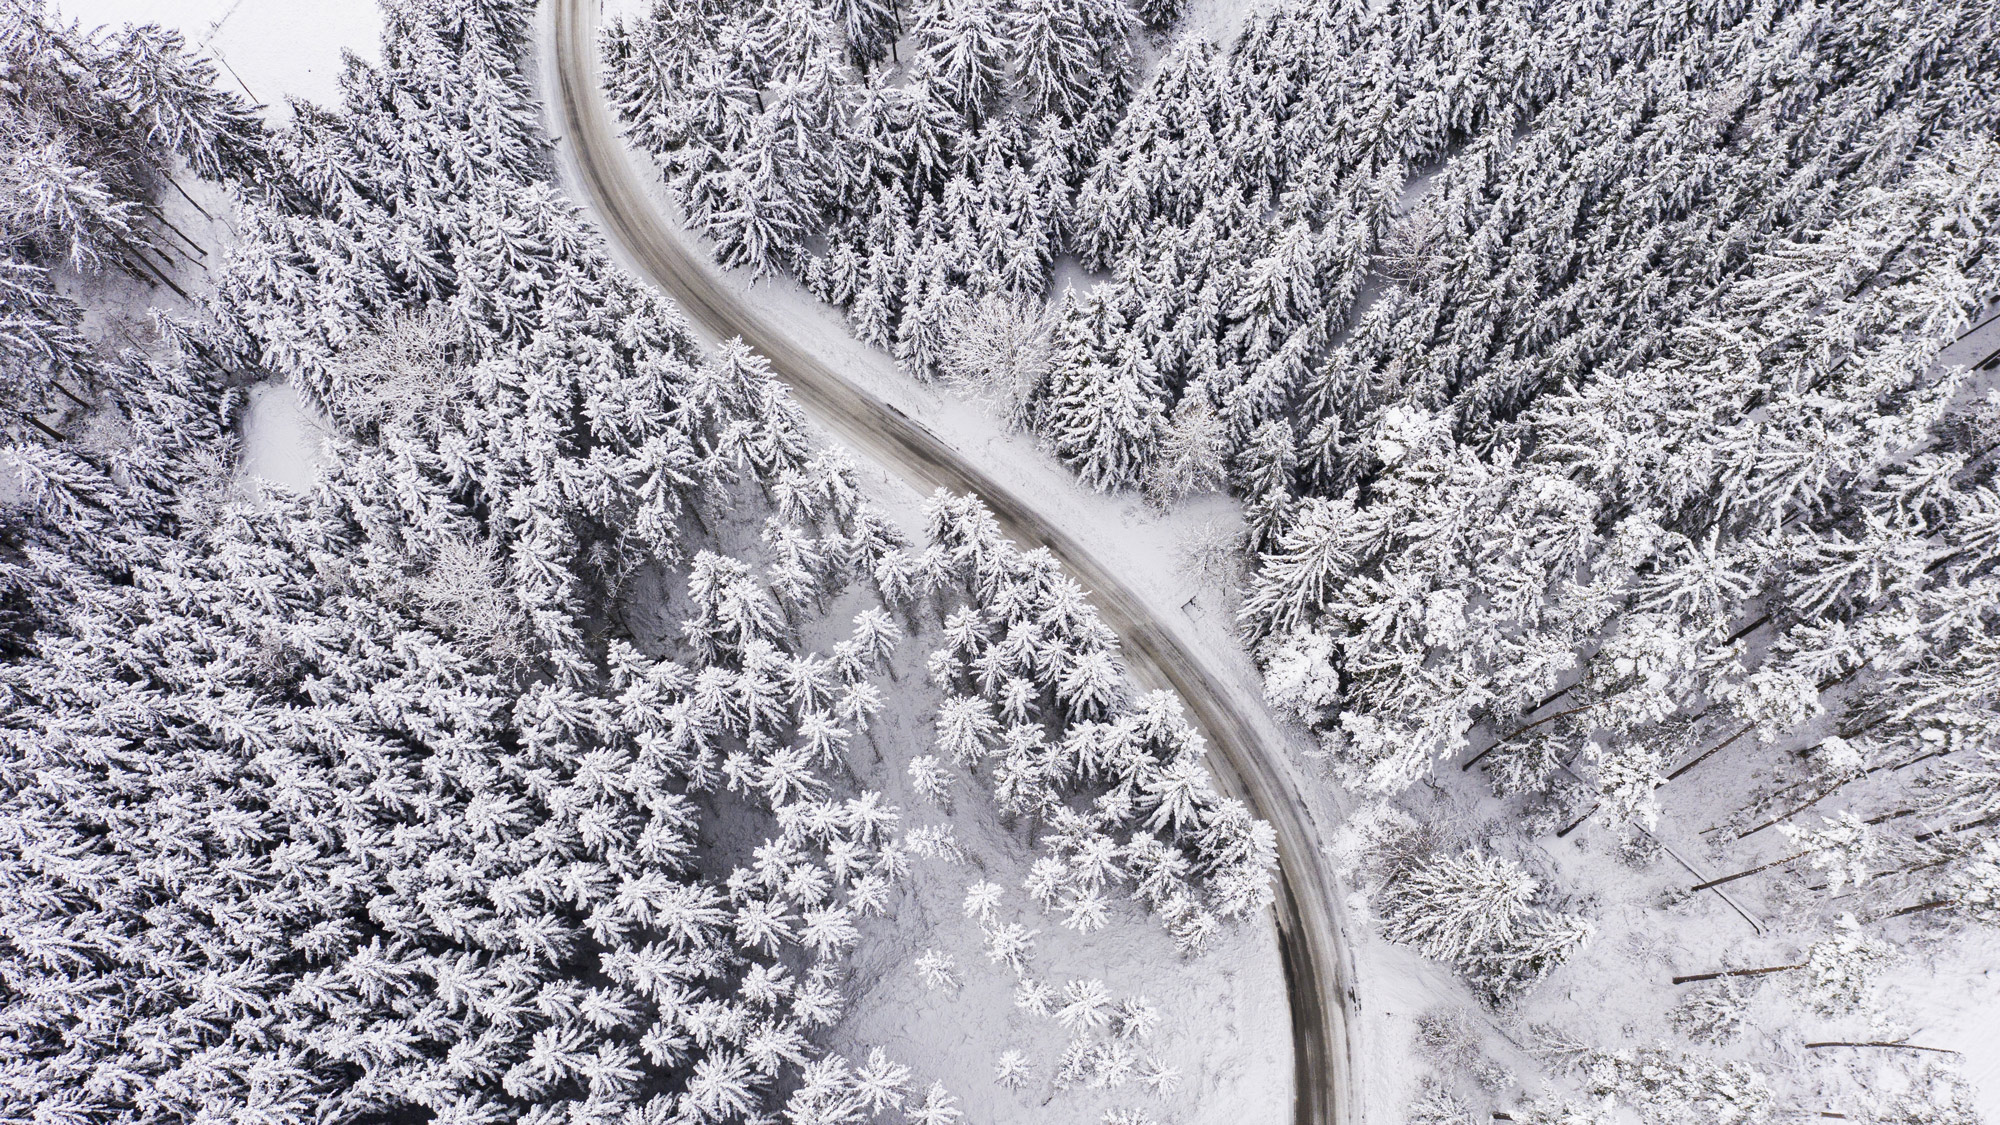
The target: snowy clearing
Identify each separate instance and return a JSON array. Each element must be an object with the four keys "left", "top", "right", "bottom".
[{"left": 55, "top": 0, "right": 379, "bottom": 118}]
